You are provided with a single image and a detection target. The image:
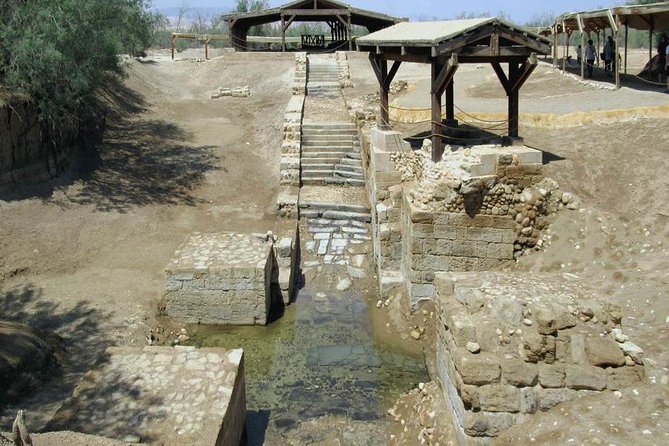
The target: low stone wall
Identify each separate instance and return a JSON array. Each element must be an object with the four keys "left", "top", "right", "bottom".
[
  {"left": 47, "top": 346, "right": 246, "bottom": 446},
  {"left": 165, "top": 233, "right": 275, "bottom": 325},
  {"left": 0, "top": 99, "right": 77, "bottom": 193},
  {"left": 434, "top": 272, "right": 644, "bottom": 444},
  {"left": 277, "top": 52, "right": 307, "bottom": 219},
  {"left": 273, "top": 231, "right": 298, "bottom": 305},
  {"left": 335, "top": 51, "right": 352, "bottom": 87}
]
